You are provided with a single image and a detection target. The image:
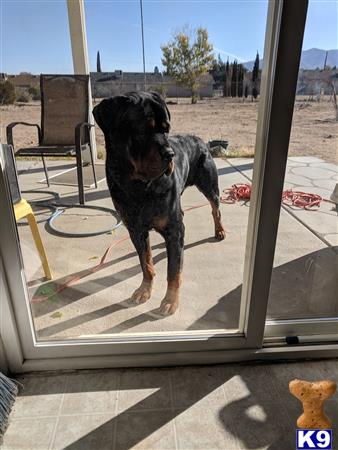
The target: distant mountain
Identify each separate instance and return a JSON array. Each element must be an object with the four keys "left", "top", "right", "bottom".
[
  {"left": 243, "top": 48, "right": 338, "bottom": 71},
  {"left": 300, "top": 48, "right": 338, "bottom": 69}
]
